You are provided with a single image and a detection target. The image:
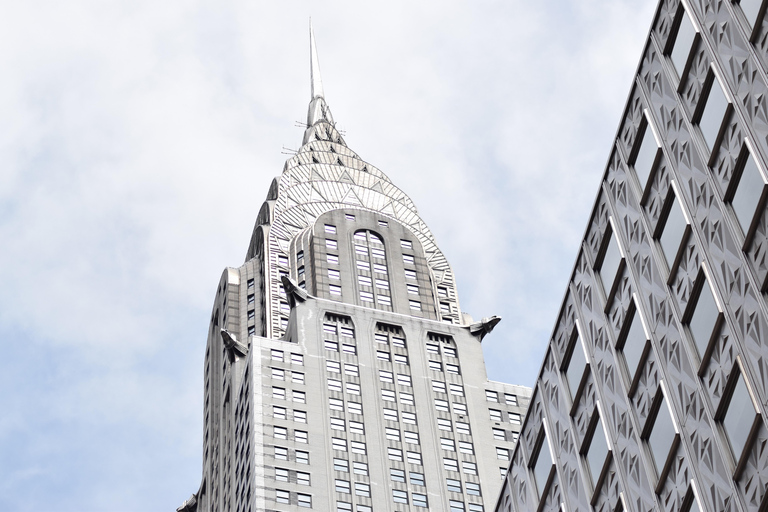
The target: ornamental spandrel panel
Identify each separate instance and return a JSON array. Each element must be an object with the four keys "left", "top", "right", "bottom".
[
  {"left": 573, "top": 373, "right": 598, "bottom": 445},
  {"left": 553, "top": 292, "right": 578, "bottom": 363},
  {"left": 659, "top": 445, "right": 691, "bottom": 512},
  {"left": 593, "top": 458, "right": 623, "bottom": 512},
  {"left": 522, "top": 393, "right": 545, "bottom": 460},
  {"left": 730, "top": 280, "right": 768, "bottom": 407},
  {"left": 746, "top": 204, "right": 768, "bottom": 290},
  {"left": 608, "top": 273, "right": 635, "bottom": 342},
  {"left": 540, "top": 349, "right": 562, "bottom": 413},
  {"left": 606, "top": 150, "right": 631, "bottom": 217},
  {"left": 681, "top": 41, "right": 713, "bottom": 118},
  {"left": 586, "top": 194, "right": 612, "bottom": 265},
  {"left": 541, "top": 474, "right": 563, "bottom": 512},
  {"left": 670, "top": 238, "right": 700, "bottom": 314},
  {"left": 711, "top": 113, "right": 745, "bottom": 196},
  {"left": 755, "top": 13, "right": 768, "bottom": 73},
  {"left": 509, "top": 448, "right": 530, "bottom": 512},
  {"left": 701, "top": 323, "right": 738, "bottom": 411},
  {"left": 614, "top": 407, "right": 656, "bottom": 512},
  {"left": 645, "top": 158, "right": 673, "bottom": 232},
  {"left": 738, "top": 421, "right": 768, "bottom": 512},
  {"left": 632, "top": 350, "right": 661, "bottom": 431},
  {"left": 620, "top": 85, "right": 647, "bottom": 159},
  {"left": 653, "top": 0, "right": 682, "bottom": 51}
]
